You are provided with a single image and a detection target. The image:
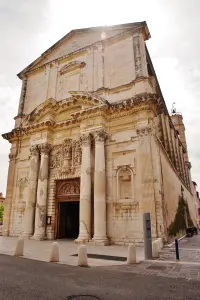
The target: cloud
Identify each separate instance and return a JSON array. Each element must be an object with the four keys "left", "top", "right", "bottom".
[{"left": 0, "top": 0, "right": 50, "bottom": 194}]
